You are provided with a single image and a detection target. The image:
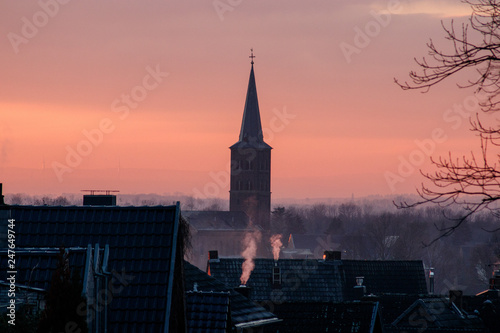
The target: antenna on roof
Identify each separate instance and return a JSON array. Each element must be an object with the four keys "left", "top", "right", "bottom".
[
  {"left": 82, "top": 190, "right": 119, "bottom": 206},
  {"left": 81, "top": 190, "right": 120, "bottom": 195}
]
